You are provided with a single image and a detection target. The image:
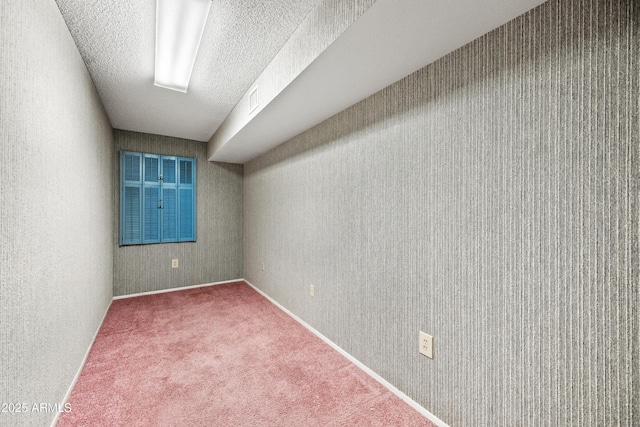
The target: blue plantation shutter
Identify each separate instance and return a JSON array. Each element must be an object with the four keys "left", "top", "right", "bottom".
[
  {"left": 162, "top": 157, "right": 176, "bottom": 183},
  {"left": 122, "top": 187, "right": 141, "bottom": 243},
  {"left": 142, "top": 154, "right": 161, "bottom": 243},
  {"left": 179, "top": 188, "right": 195, "bottom": 241},
  {"left": 144, "top": 155, "right": 159, "bottom": 183},
  {"left": 120, "top": 152, "right": 142, "bottom": 245},
  {"left": 123, "top": 152, "right": 141, "bottom": 181},
  {"left": 144, "top": 186, "right": 161, "bottom": 243},
  {"left": 161, "top": 156, "right": 178, "bottom": 242},
  {"left": 120, "top": 151, "right": 195, "bottom": 245},
  {"left": 162, "top": 188, "right": 178, "bottom": 241},
  {"left": 179, "top": 159, "right": 193, "bottom": 185},
  {"left": 178, "top": 158, "right": 196, "bottom": 241}
]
